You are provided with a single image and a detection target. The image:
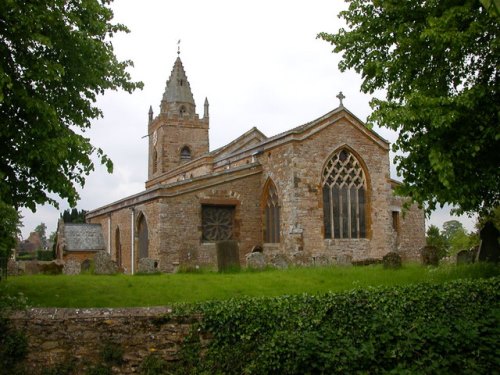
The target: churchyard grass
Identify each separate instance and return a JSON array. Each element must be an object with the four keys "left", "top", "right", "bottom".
[{"left": 1, "top": 263, "right": 498, "bottom": 308}]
